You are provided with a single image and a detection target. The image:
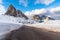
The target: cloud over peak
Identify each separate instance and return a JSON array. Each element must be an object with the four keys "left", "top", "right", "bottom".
[
  {"left": 25, "top": 8, "right": 47, "bottom": 16},
  {"left": 50, "top": 7, "right": 60, "bottom": 14},
  {"left": 19, "top": 0, "right": 55, "bottom": 7},
  {"left": 35, "top": 0, "right": 55, "bottom": 5},
  {"left": 19, "top": 0, "right": 28, "bottom": 7},
  {"left": 25, "top": 7, "right": 60, "bottom": 19}
]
